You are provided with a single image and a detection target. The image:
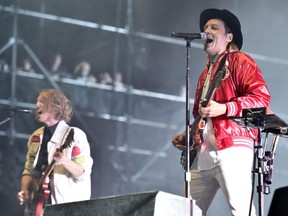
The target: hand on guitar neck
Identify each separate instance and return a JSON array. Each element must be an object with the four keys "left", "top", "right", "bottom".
[{"left": 53, "top": 147, "right": 68, "bottom": 164}]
